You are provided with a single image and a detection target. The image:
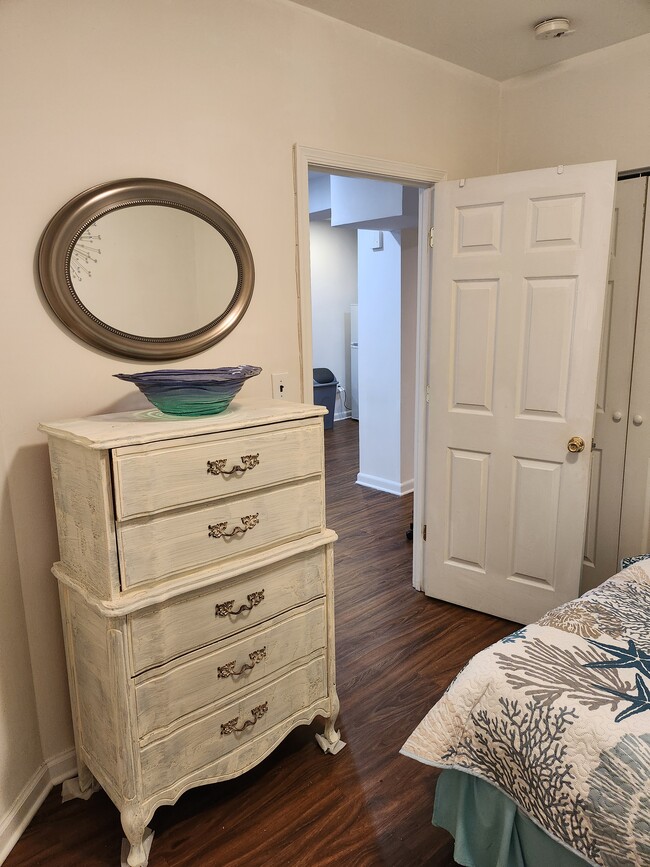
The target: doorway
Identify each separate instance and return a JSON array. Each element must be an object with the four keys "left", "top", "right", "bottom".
[
  {"left": 293, "top": 146, "right": 446, "bottom": 590},
  {"left": 308, "top": 170, "right": 420, "bottom": 498}
]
